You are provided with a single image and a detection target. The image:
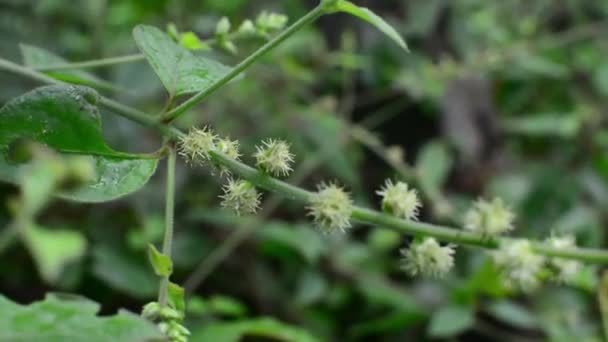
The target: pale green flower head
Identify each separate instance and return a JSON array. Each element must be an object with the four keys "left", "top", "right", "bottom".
[
  {"left": 493, "top": 239, "right": 545, "bottom": 292},
  {"left": 307, "top": 182, "right": 353, "bottom": 234},
  {"left": 220, "top": 178, "right": 261, "bottom": 216},
  {"left": 464, "top": 197, "right": 515, "bottom": 236},
  {"left": 401, "top": 237, "right": 455, "bottom": 278},
  {"left": 254, "top": 139, "right": 294, "bottom": 177},
  {"left": 546, "top": 235, "right": 581, "bottom": 283},
  {"left": 376, "top": 179, "right": 421, "bottom": 220},
  {"left": 178, "top": 126, "right": 217, "bottom": 165}
]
